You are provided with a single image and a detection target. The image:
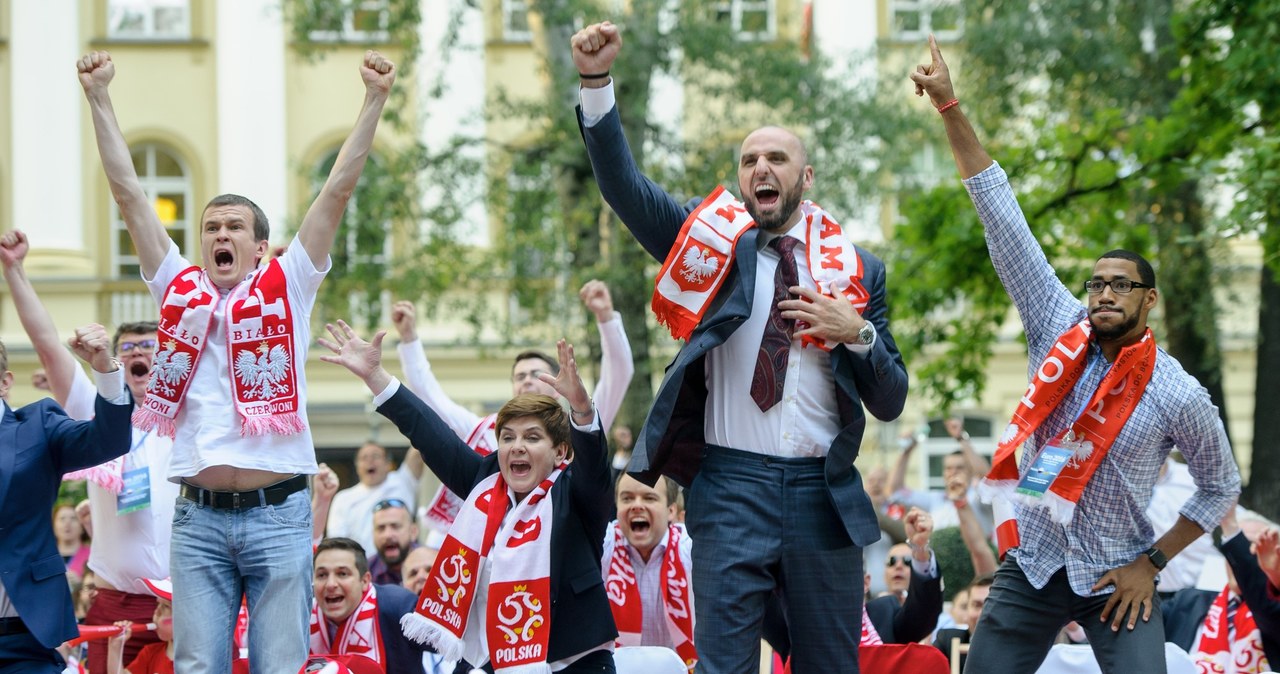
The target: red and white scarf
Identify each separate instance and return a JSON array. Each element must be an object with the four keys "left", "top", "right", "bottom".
[
  {"left": 604, "top": 522, "right": 697, "bottom": 671},
  {"left": 1195, "top": 589, "right": 1271, "bottom": 673},
  {"left": 134, "top": 261, "right": 305, "bottom": 438},
  {"left": 651, "top": 187, "right": 869, "bottom": 346},
  {"left": 982, "top": 321, "right": 1155, "bottom": 528},
  {"left": 310, "top": 585, "right": 386, "bottom": 668},
  {"left": 423, "top": 415, "right": 497, "bottom": 532},
  {"left": 402, "top": 467, "right": 563, "bottom": 673},
  {"left": 860, "top": 607, "right": 882, "bottom": 646}
]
